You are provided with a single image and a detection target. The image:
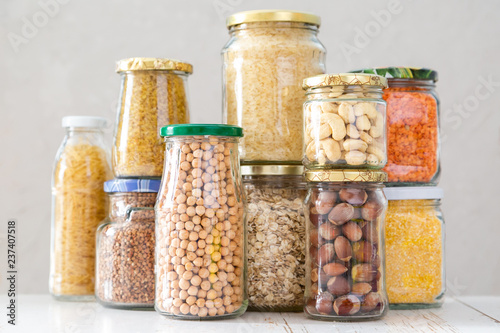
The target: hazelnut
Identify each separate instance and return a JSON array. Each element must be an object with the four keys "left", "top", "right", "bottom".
[
  {"left": 328, "top": 203, "right": 354, "bottom": 225},
  {"left": 334, "top": 236, "right": 352, "bottom": 262},
  {"left": 326, "top": 276, "right": 350, "bottom": 296},
  {"left": 305, "top": 297, "right": 317, "bottom": 315},
  {"left": 322, "top": 262, "right": 348, "bottom": 277},
  {"left": 310, "top": 228, "right": 326, "bottom": 247},
  {"left": 311, "top": 268, "right": 319, "bottom": 283},
  {"left": 351, "top": 282, "right": 372, "bottom": 296},
  {"left": 333, "top": 295, "right": 361, "bottom": 316},
  {"left": 352, "top": 264, "right": 377, "bottom": 282},
  {"left": 339, "top": 188, "right": 368, "bottom": 206},
  {"left": 315, "top": 292, "right": 334, "bottom": 315},
  {"left": 362, "top": 222, "right": 378, "bottom": 243},
  {"left": 361, "top": 200, "right": 384, "bottom": 221},
  {"left": 352, "top": 241, "right": 374, "bottom": 262},
  {"left": 309, "top": 245, "right": 318, "bottom": 264},
  {"left": 341, "top": 221, "right": 362, "bottom": 242},
  {"left": 352, "top": 208, "right": 362, "bottom": 220},
  {"left": 361, "top": 292, "right": 381, "bottom": 313},
  {"left": 318, "top": 223, "right": 341, "bottom": 241},
  {"left": 315, "top": 191, "right": 337, "bottom": 215},
  {"left": 309, "top": 213, "right": 327, "bottom": 228},
  {"left": 317, "top": 244, "right": 335, "bottom": 266}
]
